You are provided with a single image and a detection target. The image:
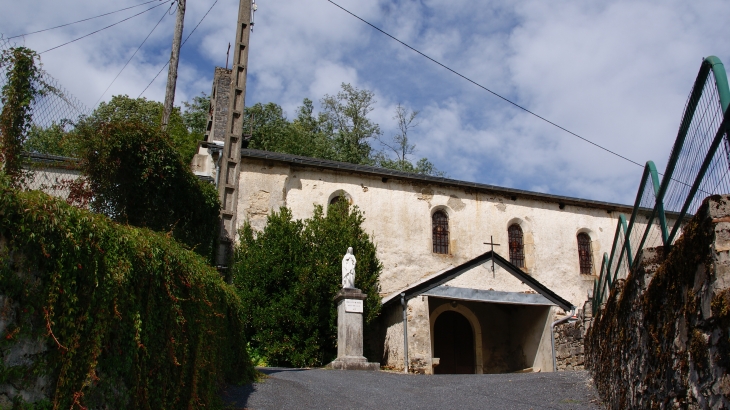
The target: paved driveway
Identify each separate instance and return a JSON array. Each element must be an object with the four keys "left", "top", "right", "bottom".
[{"left": 221, "top": 368, "right": 601, "bottom": 409}]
